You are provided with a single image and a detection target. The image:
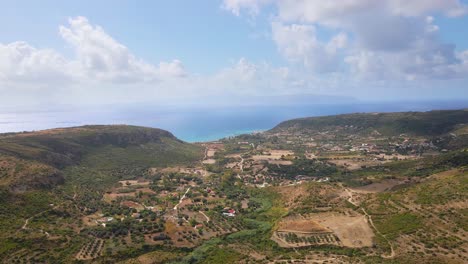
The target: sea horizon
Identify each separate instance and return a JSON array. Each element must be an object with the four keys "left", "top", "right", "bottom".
[{"left": 2, "top": 100, "right": 467, "bottom": 142}]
